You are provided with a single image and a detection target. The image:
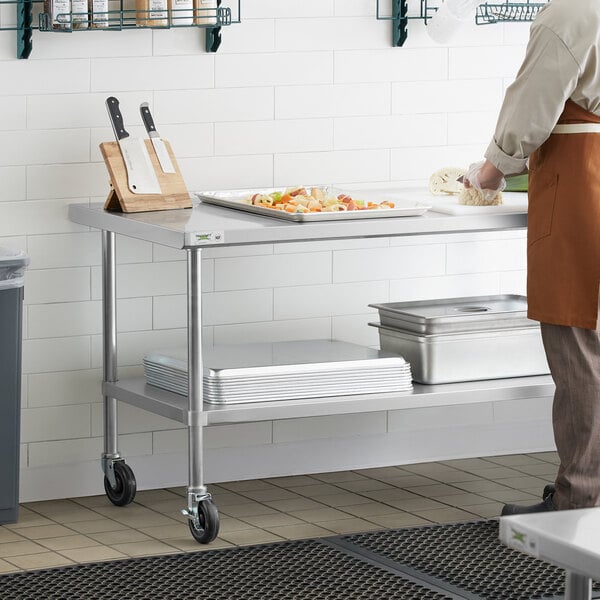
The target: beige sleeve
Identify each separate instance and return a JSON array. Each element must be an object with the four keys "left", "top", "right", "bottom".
[{"left": 485, "top": 24, "right": 581, "bottom": 175}]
